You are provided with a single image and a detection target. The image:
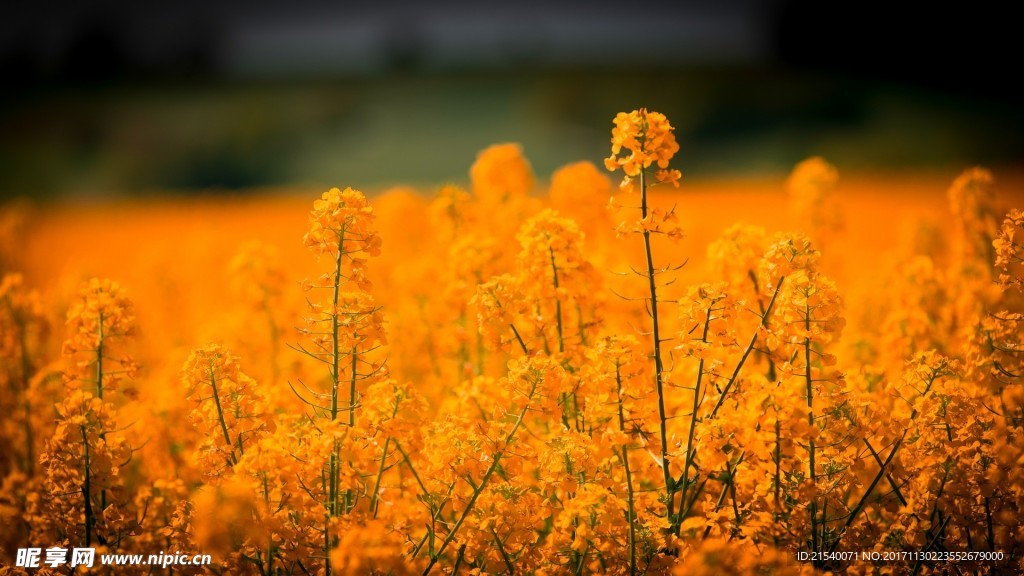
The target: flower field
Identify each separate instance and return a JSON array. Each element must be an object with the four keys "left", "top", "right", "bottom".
[{"left": 2, "top": 110, "right": 1024, "bottom": 574}]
